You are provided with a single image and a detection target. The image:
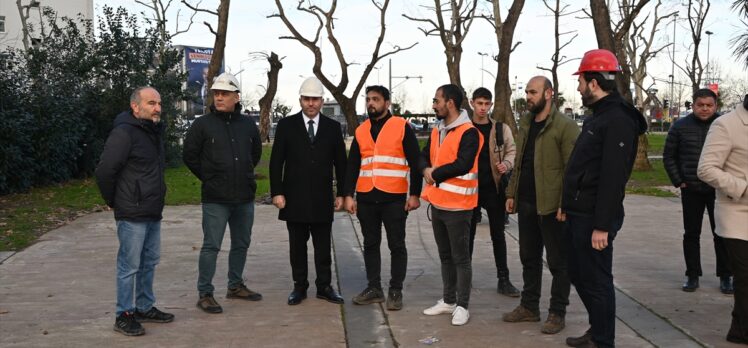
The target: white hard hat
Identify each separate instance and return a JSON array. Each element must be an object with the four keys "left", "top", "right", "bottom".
[
  {"left": 211, "top": 72, "right": 240, "bottom": 92},
  {"left": 299, "top": 77, "right": 324, "bottom": 97}
]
